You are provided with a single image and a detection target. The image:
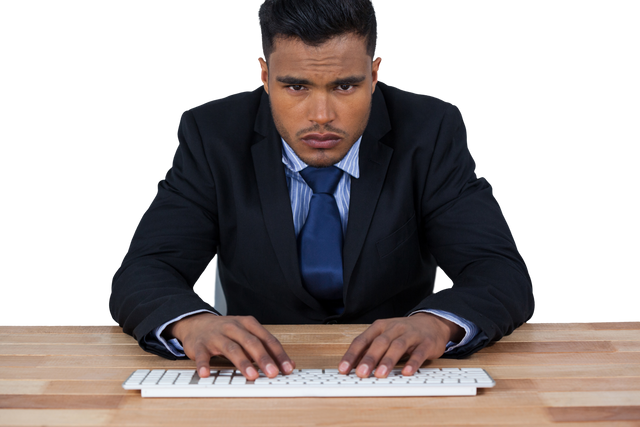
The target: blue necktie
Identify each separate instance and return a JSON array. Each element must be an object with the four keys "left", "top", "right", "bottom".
[{"left": 298, "top": 166, "right": 344, "bottom": 304}]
